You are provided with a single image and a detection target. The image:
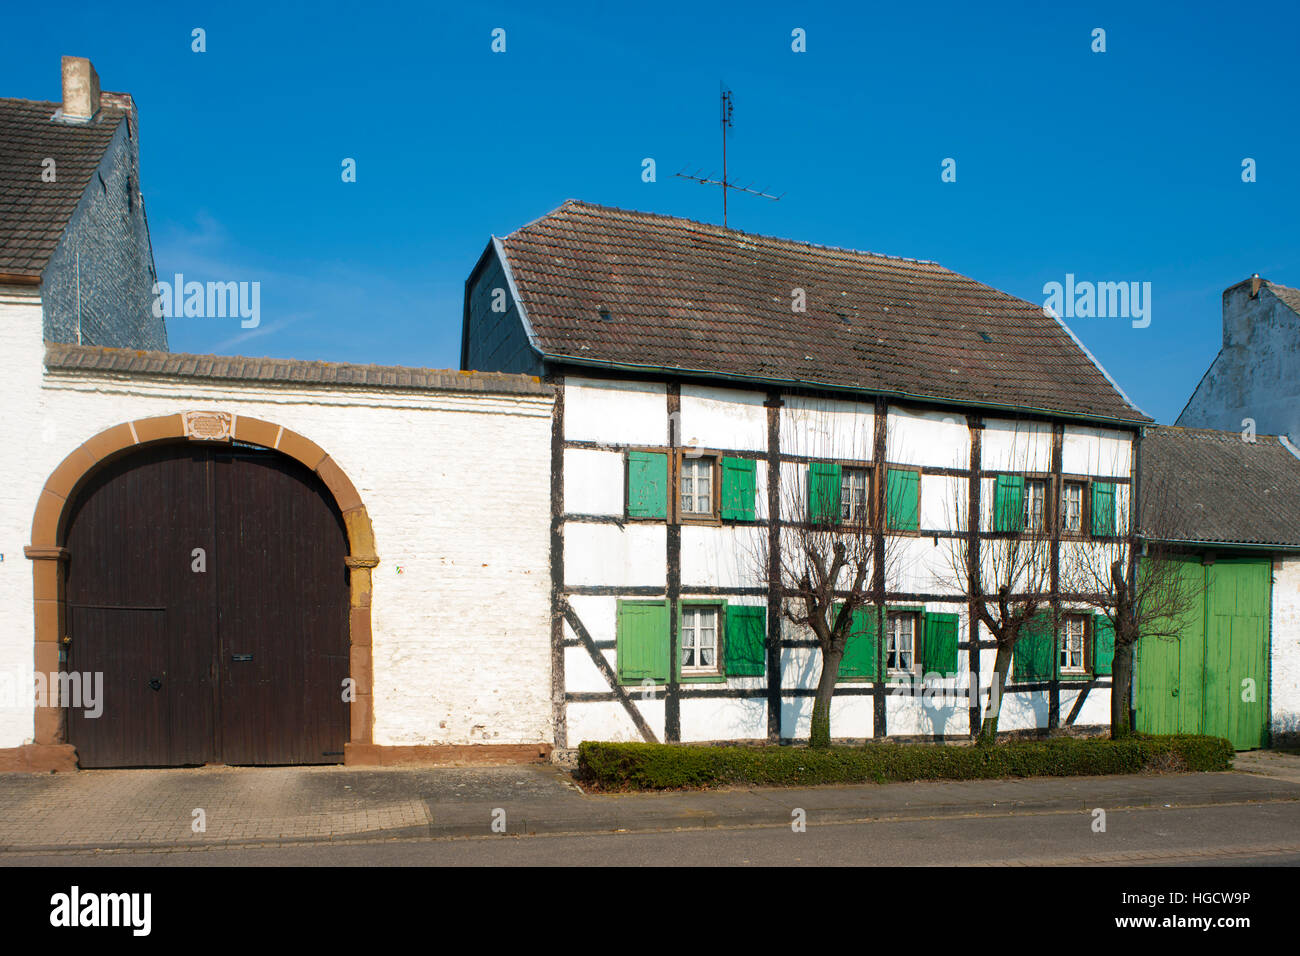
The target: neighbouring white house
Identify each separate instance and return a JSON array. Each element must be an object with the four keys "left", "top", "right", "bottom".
[{"left": 1178, "top": 275, "right": 1300, "bottom": 446}]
